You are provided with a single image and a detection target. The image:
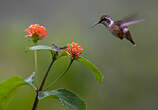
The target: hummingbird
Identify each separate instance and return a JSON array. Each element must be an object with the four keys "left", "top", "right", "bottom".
[{"left": 91, "top": 14, "right": 144, "bottom": 45}]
